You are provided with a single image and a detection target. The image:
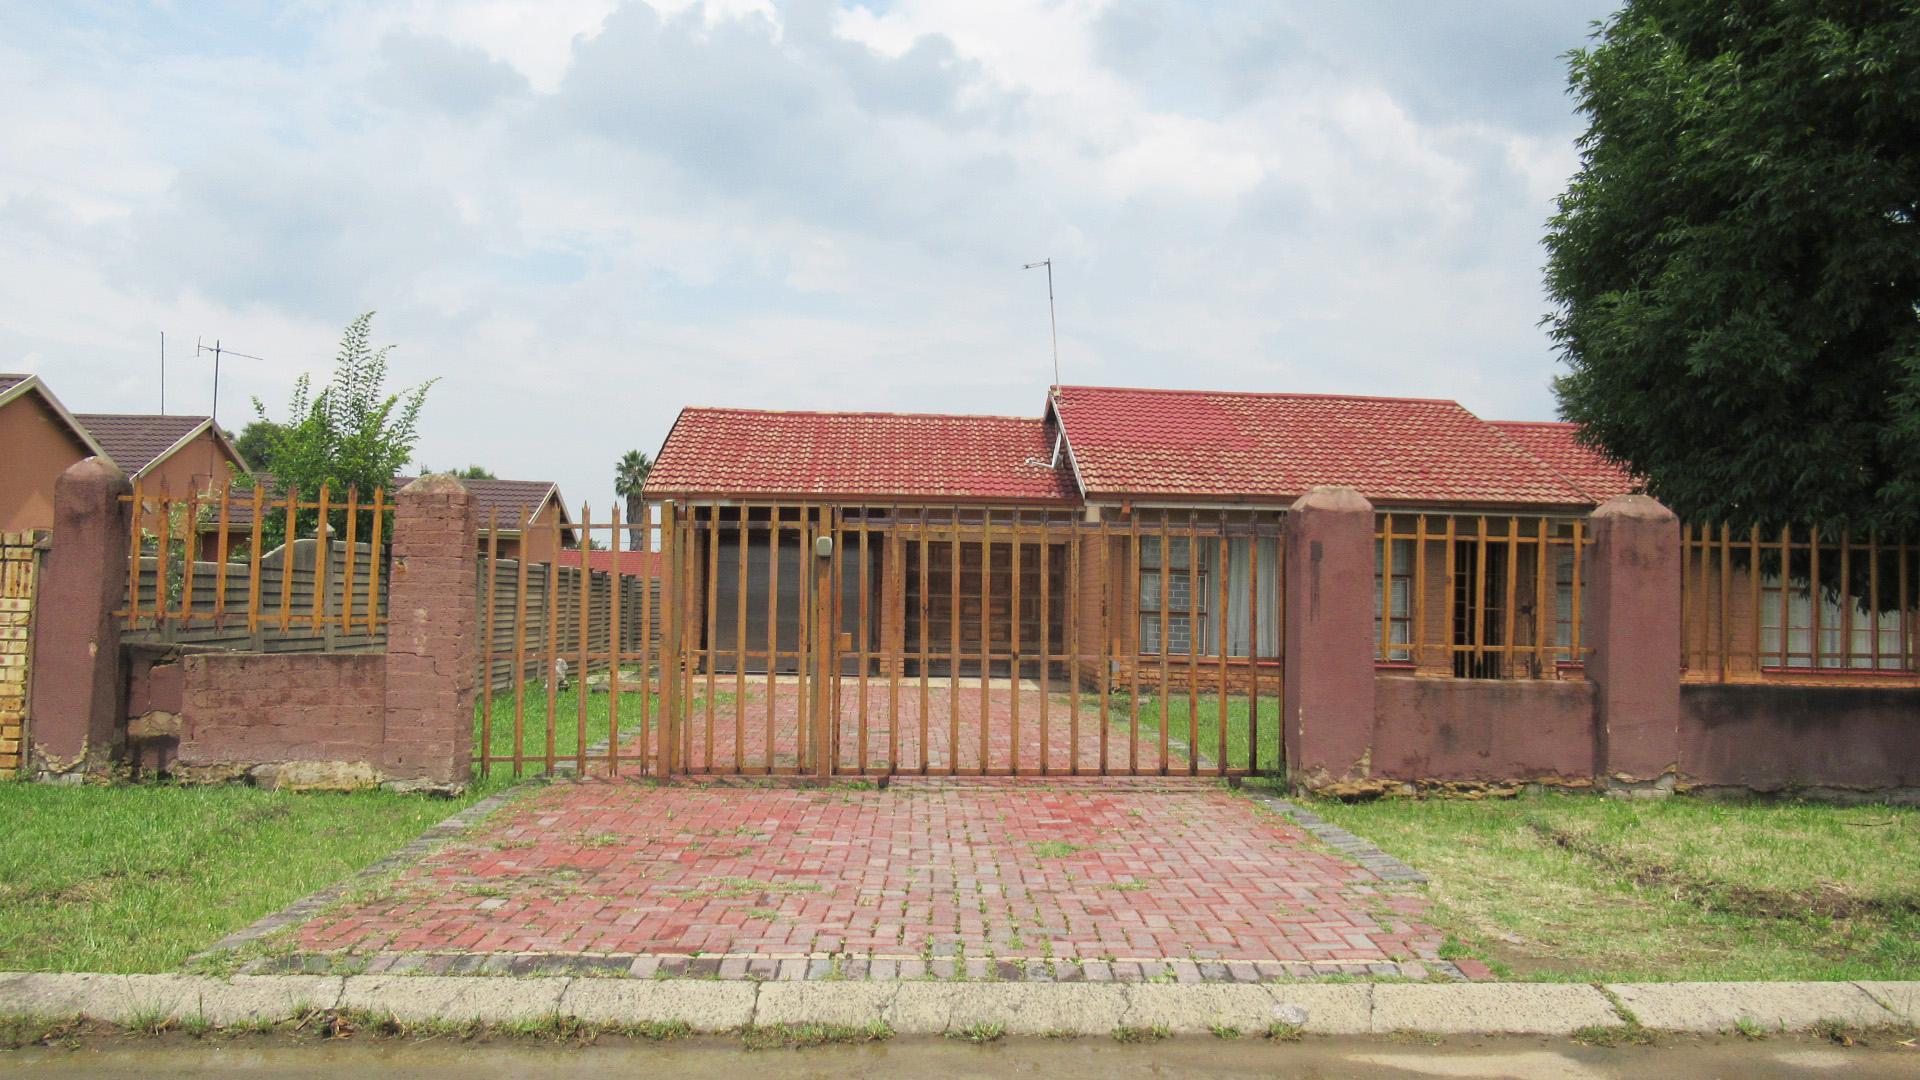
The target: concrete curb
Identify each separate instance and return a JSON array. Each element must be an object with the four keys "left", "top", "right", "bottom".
[{"left": 0, "top": 973, "right": 1911, "bottom": 1037}]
